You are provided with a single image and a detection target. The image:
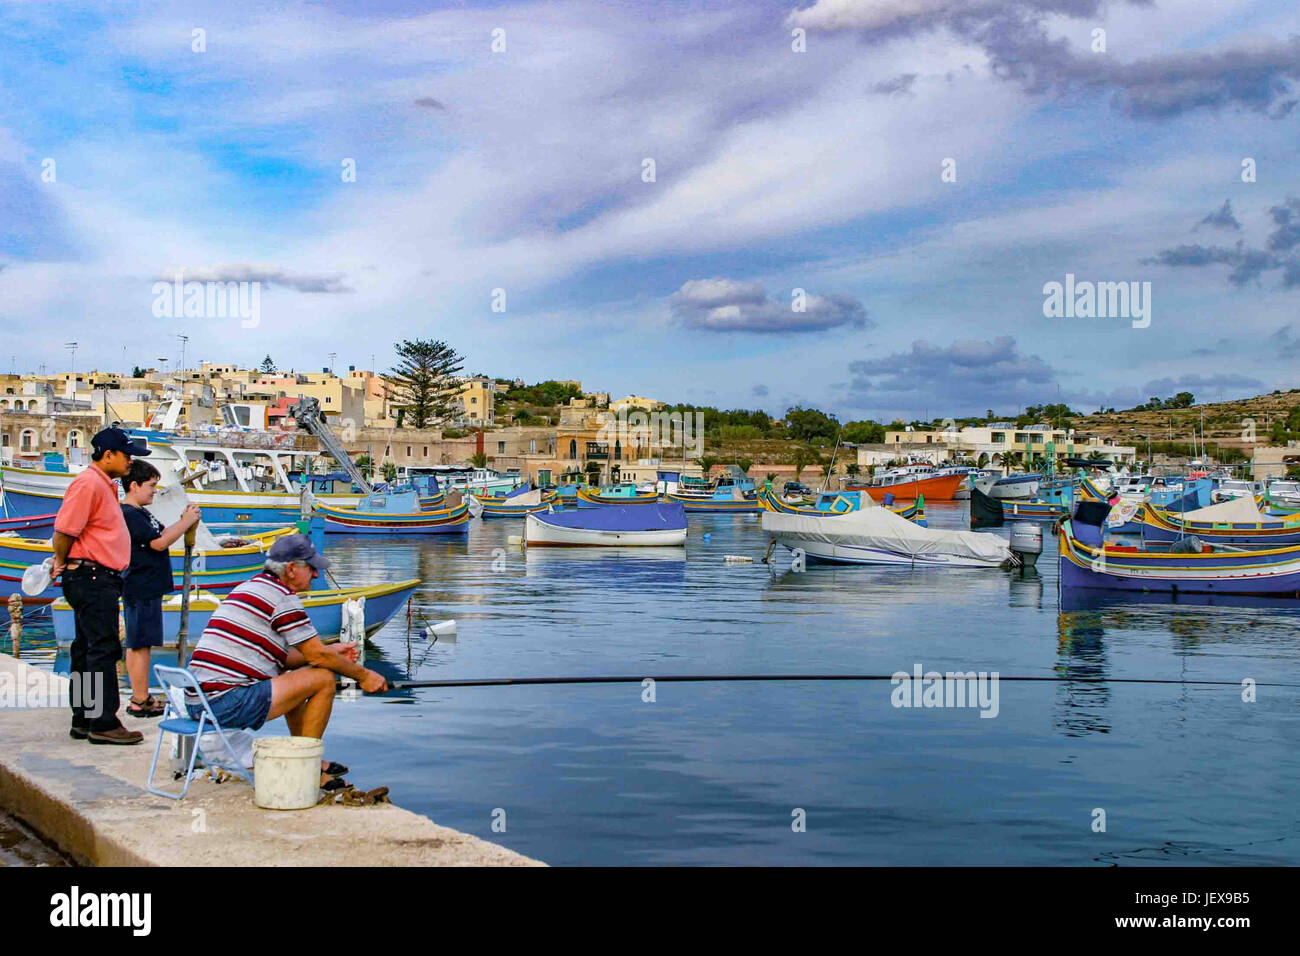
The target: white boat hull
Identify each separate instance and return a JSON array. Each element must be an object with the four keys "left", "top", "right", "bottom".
[
  {"left": 525, "top": 513, "right": 687, "bottom": 547},
  {"left": 769, "top": 535, "right": 1007, "bottom": 568}
]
